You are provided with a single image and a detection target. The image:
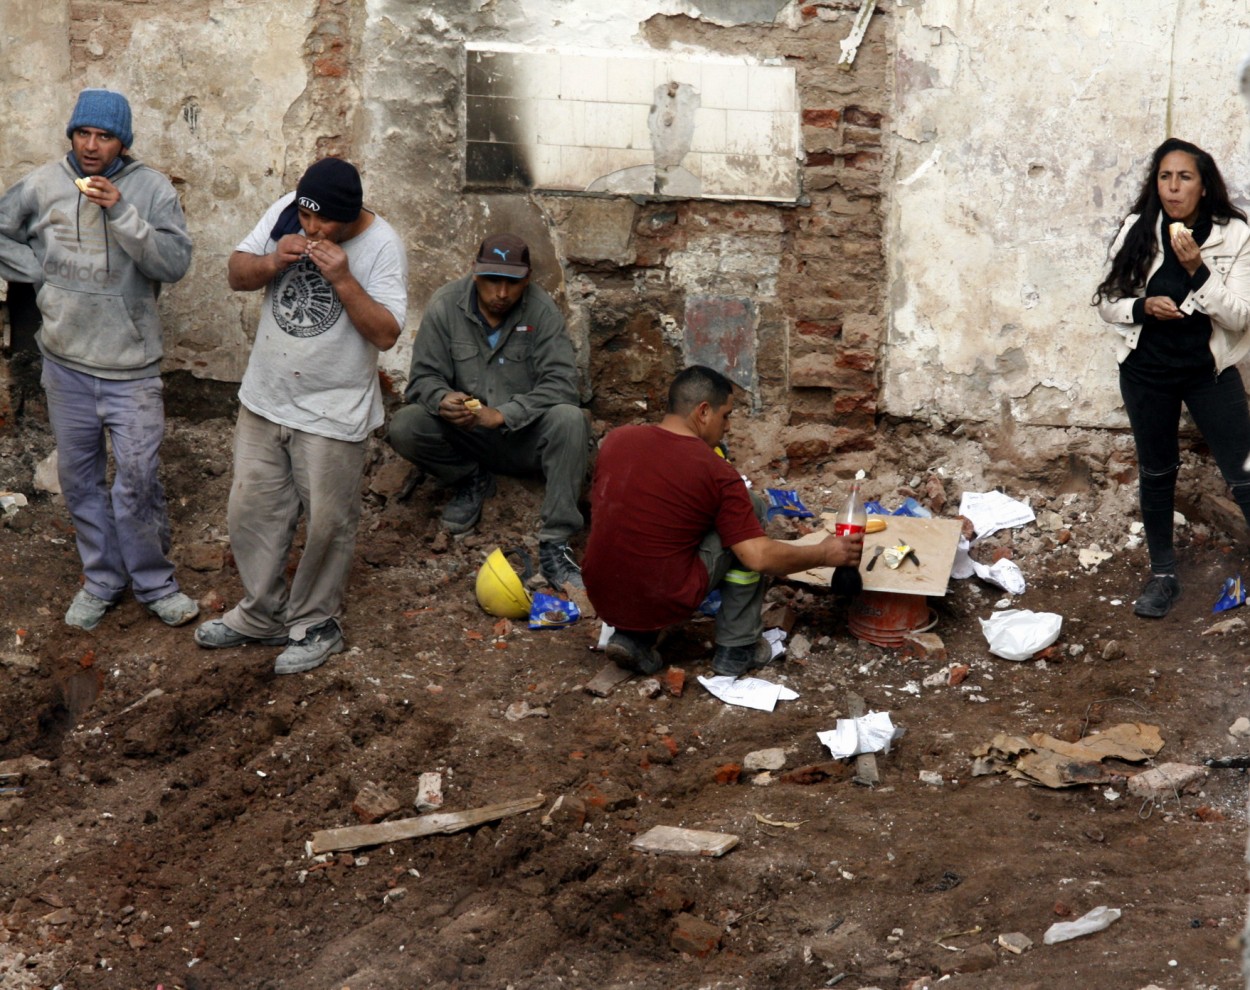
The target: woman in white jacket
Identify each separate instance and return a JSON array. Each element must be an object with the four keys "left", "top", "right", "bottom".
[{"left": 1095, "top": 138, "right": 1250, "bottom": 618}]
